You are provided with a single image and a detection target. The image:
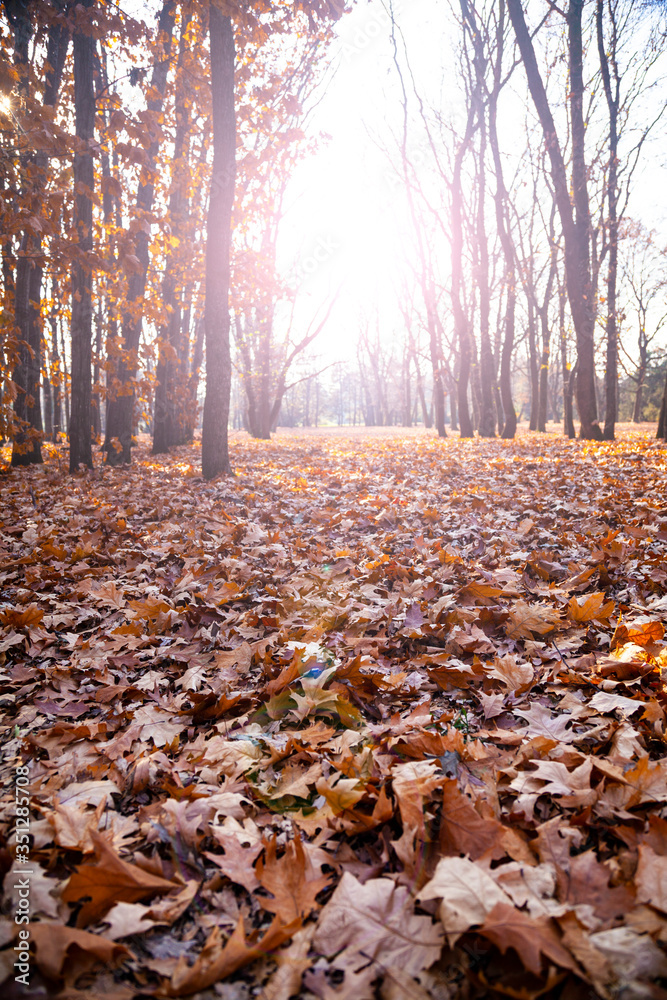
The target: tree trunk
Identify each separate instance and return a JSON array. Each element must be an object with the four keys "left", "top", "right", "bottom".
[
  {"left": 500, "top": 284, "right": 516, "bottom": 438},
  {"left": 488, "top": 6, "right": 516, "bottom": 439},
  {"left": 429, "top": 286, "right": 446, "bottom": 437},
  {"left": 527, "top": 297, "right": 539, "bottom": 431},
  {"left": 476, "top": 117, "right": 495, "bottom": 438},
  {"left": 657, "top": 371, "right": 667, "bottom": 440},
  {"left": 507, "top": 0, "right": 602, "bottom": 440},
  {"left": 632, "top": 355, "right": 647, "bottom": 422},
  {"left": 9, "top": 1, "right": 69, "bottom": 464},
  {"left": 597, "top": 0, "right": 619, "bottom": 441},
  {"left": 452, "top": 142, "right": 473, "bottom": 438},
  {"left": 537, "top": 228, "right": 557, "bottom": 432},
  {"left": 537, "top": 338, "right": 549, "bottom": 431},
  {"left": 201, "top": 6, "right": 235, "bottom": 479},
  {"left": 7, "top": 0, "right": 39, "bottom": 465},
  {"left": 69, "top": 0, "right": 95, "bottom": 472},
  {"left": 558, "top": 280, "right": 576, "bottom": 438},
  {"left": 103, "top": 1, "right": 176, "bottom": 464},
  {"left": 153, "top": 11, "right": 193, "bottom": 455}
]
